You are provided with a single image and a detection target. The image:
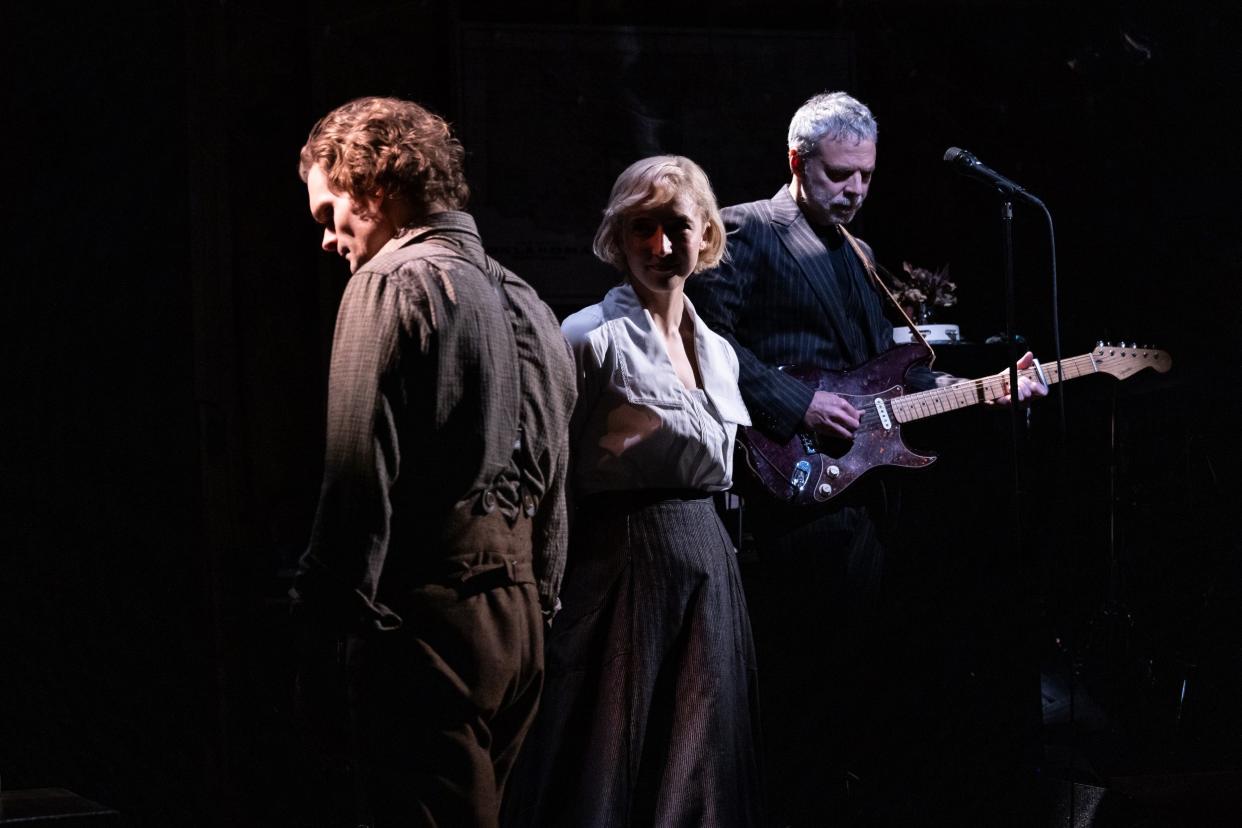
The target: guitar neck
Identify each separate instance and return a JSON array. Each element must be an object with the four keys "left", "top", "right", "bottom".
[{"left": 892, "top": 352, "right": 1100, "bottom": 423}]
